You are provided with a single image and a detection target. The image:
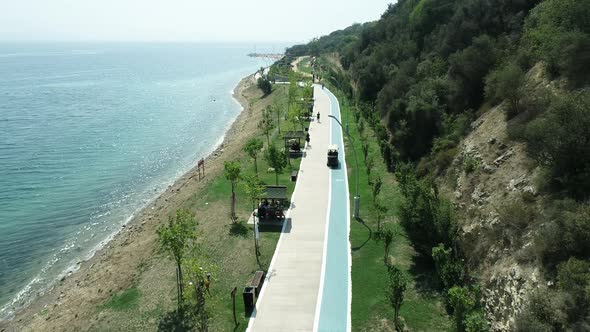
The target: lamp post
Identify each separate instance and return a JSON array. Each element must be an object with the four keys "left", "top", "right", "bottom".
[
  {"left": 328, "top": 114, "right": 360, "bottom": 219},
  {"left": 330, "top": 76, "right": 349, "bottom": 134}
]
